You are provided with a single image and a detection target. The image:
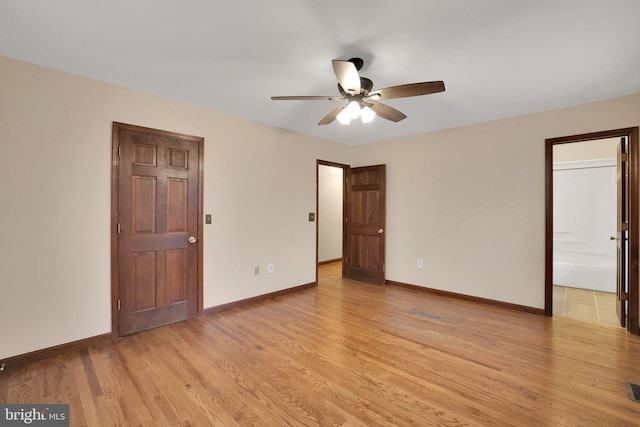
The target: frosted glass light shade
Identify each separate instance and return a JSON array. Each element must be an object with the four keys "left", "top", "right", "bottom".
[
  {"left": 360, "top": 106, "right": 376, "bottom": 123},
  {"left": 337, "top": 107, "right": 351, "bottom": 124},
  {"left": 346, "top": 101, "right": 361, "bottom": 119}
]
